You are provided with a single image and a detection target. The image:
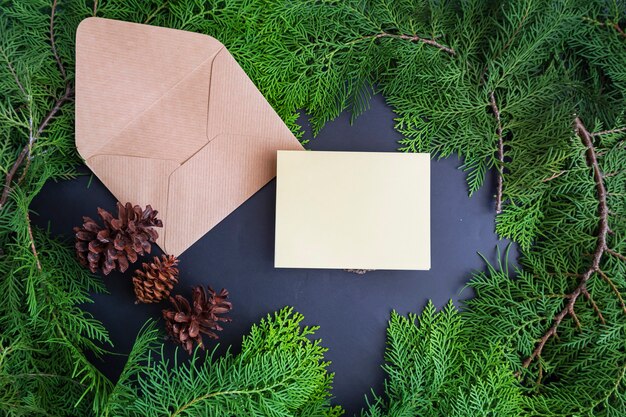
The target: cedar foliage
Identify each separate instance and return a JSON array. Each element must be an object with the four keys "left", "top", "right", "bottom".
[
  {"left": 101, "top": 310, "right": 342, "bottom": 417},
  {"left": 1, "top": 0, "right": 626, "bottom": 416}
]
